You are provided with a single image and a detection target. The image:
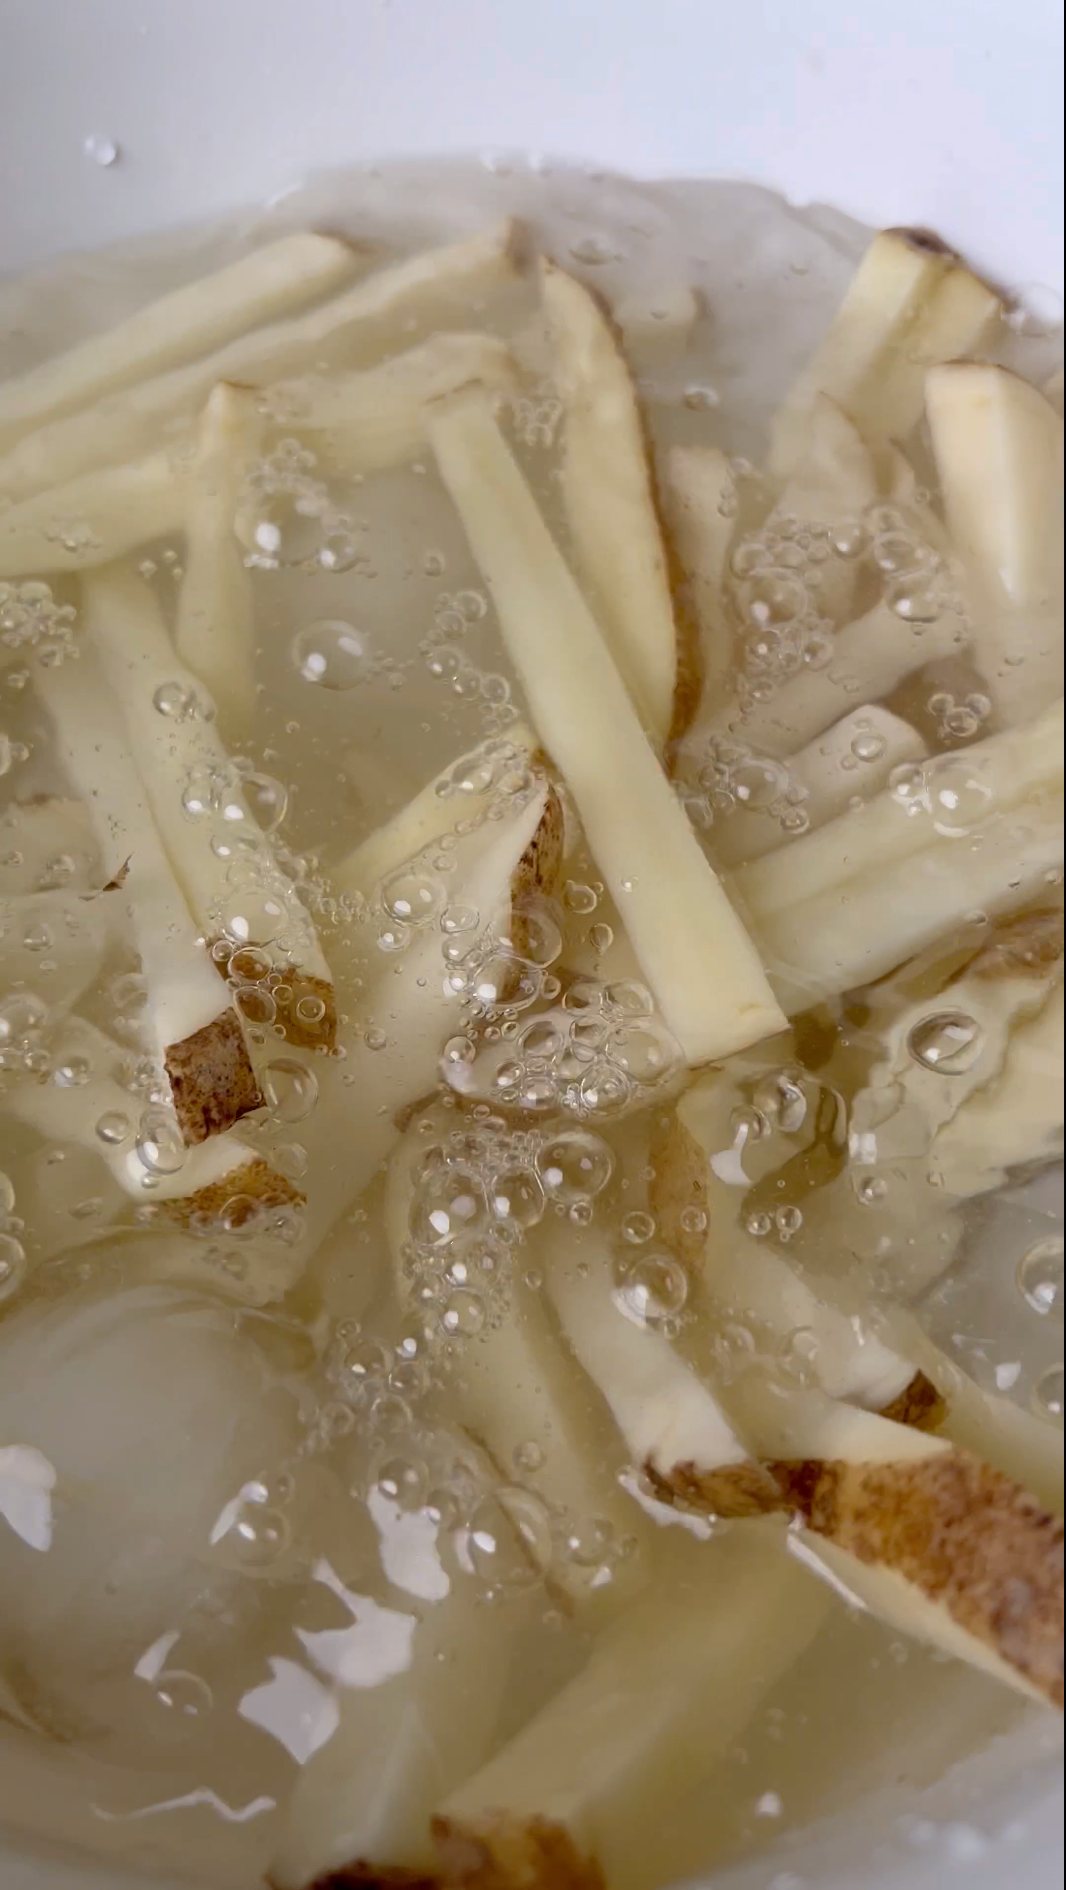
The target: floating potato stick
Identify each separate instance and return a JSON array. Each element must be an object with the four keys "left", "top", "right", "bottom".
[
  {"left": 770, "top": 228, "right": 1001, "bottom": 474},
  {"left": 33, "top": 649, "right": 262, "bottom": 1144},
  {"left": 926, "top": 363, "right": 1064, "bottom": 725},
  {"left": 540, "top": 258, "right": 679, "bottom": 743},
  {"left": 81, "top": 565, "right": 336, "bottom": 1051},
  {"left": 430, "top": 388, "right": 785, "bottom": 1066},
  {"left": 0, "top": 222, "right": 522, "bottom": 502},
  {"left": 0, "top": 232, "right": 358, "bottom": 442},
  {"left": 0, "top": 453, "right": 186, "bottom": 579},
  {"left": 174, "top": 382, "right": 262, "bottom": 742}
]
